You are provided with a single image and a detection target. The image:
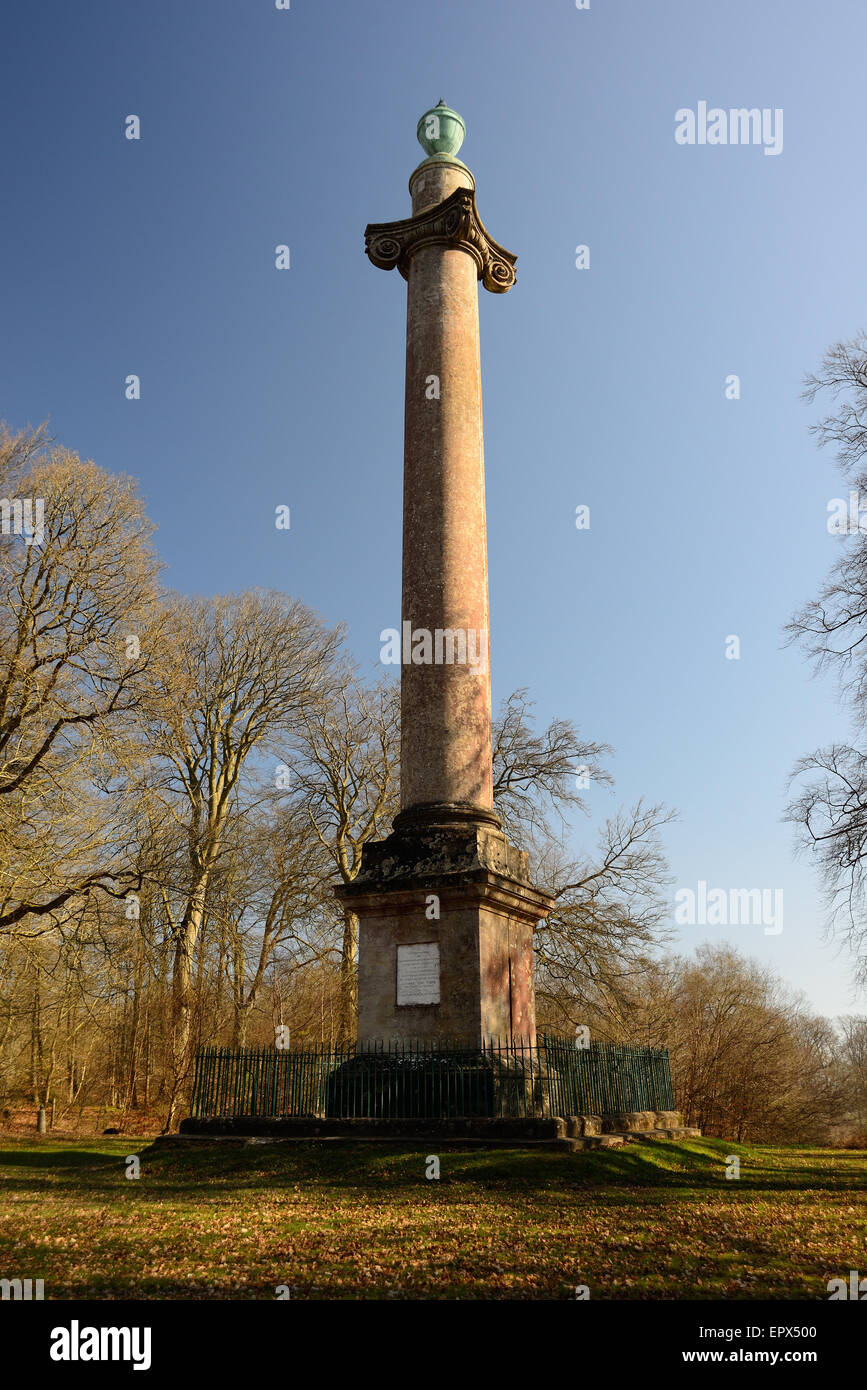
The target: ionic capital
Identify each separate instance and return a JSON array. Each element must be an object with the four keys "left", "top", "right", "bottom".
[{"left": 365, "top": 186, "right": 517, "bottom": 293}]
